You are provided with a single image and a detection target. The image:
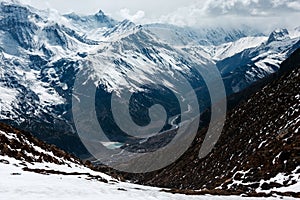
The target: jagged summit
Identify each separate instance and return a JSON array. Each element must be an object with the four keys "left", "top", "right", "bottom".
[
  {"left": 64, "top": 8, "right": 117, "bottom": 30},
  {"left": 103, "top": 19, "right": 137, "bottom": 37},
  {"left": 267, "top": 28, "right": 290, "bottom": 44},
  {"left": 93, "top": 9, "right": 115, "bottom": 25},
  {"left": 95, "top": 9, "right": 105, "bottom": 16},
  {"left": 145, "top": 23, "right": 264, "bottom": 46}
]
